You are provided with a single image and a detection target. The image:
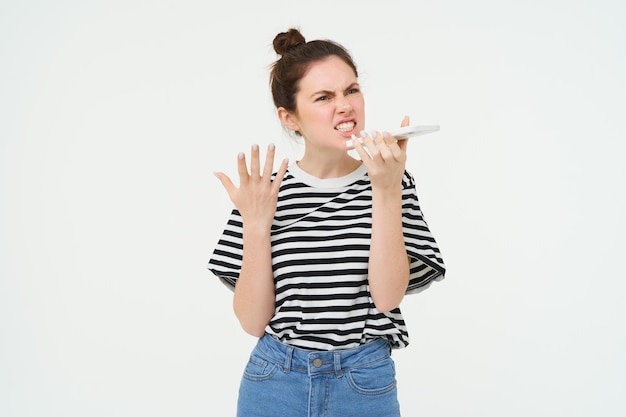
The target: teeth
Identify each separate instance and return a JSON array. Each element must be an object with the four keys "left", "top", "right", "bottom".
[{"left": 335, "top": 122, "right": 355, "bottom": 132}]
